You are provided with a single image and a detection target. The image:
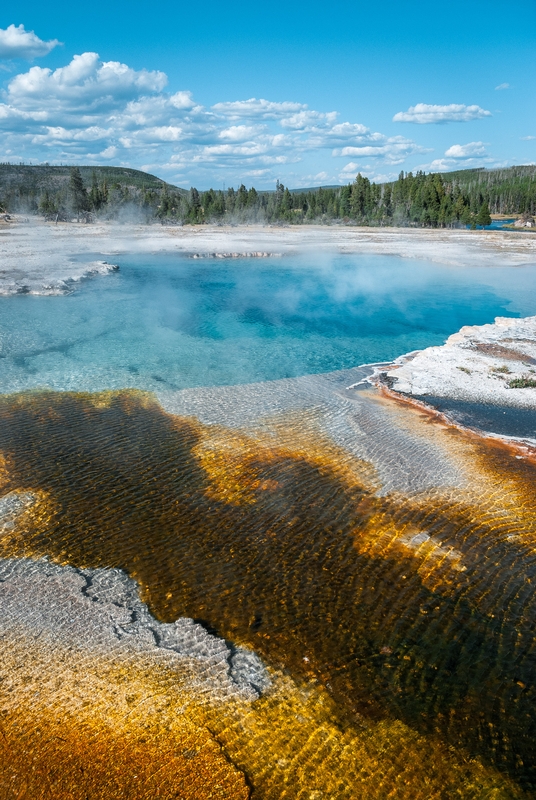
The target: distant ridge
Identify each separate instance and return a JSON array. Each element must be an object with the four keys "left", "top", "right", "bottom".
[
  {"left": 435, "top": 164, "right": 536, "bottom": 182},
  {"left": 0, "top": 164, "right": 186, "bottom": 195},
  {"left": 283, "top": 166, "right": 536, "bottom": 194},
  {"left": 288, "top": 185, "right": 341, "bottom": 194}
]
